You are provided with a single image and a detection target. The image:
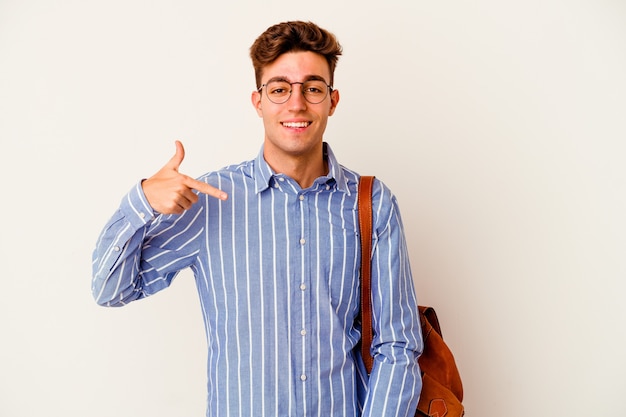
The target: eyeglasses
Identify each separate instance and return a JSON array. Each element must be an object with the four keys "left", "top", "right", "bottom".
[{"left": 258, "top": 79, "right": 333, "bottom": 104}]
